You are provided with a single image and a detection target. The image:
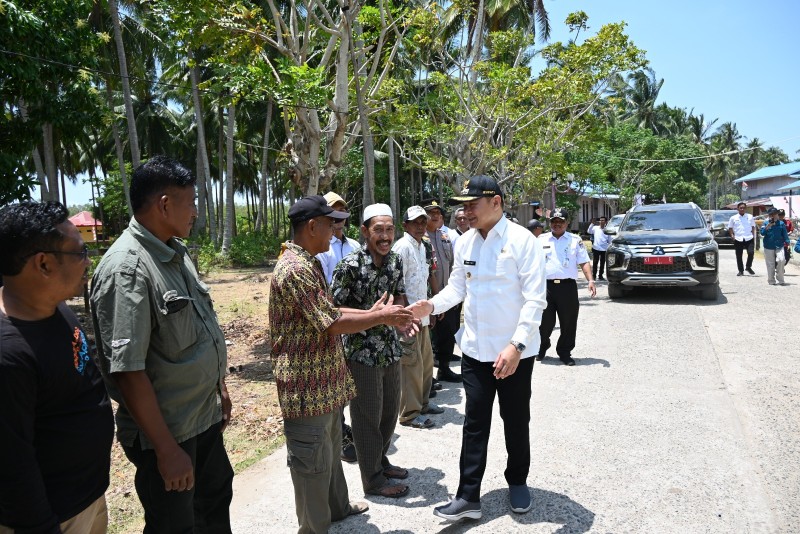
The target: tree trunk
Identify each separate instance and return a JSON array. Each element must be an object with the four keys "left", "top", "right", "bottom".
[
  {"left": 194, "top": 149, "right": 206, "bottom": 237},
  {"left": 256, "top": 100, "right": 273, "bottom": 232},
  {"left": 60, "top": 168, "right": 68, "bottom": 206},
  {"left": 217, "top": 105, "right": 225, "bottom": 240},
  {"left": 349, "top": 18, "right": 375, "bottom": 206},
  {"left": 189, "top": 57, "right": 214, "bottom": 238},
  {"left": 109, "top": 0, "right": 140, "bottom": 168},
  {"left": 104, "top": 80, "right": 133, "bottom": 215},
  {"left": 18, "top": 101, "right": 48, "bottom": 200},
  {"left": 388, "top": 135, "right": 398, "bottom": 218},
  {"left": 221, "top": 102, "right": 236, "bottom": 254},
  {"left": 42, "top": 123, "right": 59, "bottom": 202}
]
